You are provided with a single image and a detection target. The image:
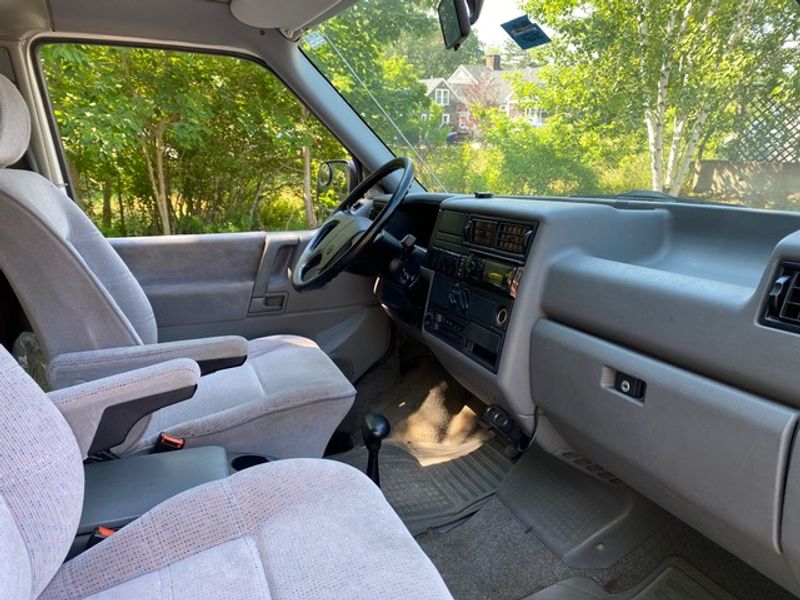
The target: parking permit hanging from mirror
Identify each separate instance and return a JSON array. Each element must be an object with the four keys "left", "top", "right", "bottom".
[{"left": 502, "top": 15, "right": 551, "bottom": 50}]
